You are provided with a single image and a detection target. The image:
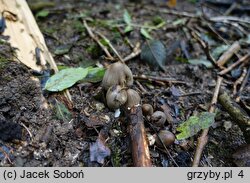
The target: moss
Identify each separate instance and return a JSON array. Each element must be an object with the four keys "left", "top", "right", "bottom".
[{"left": 86, "top": 44, "right": 102, "bottom": 58}]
